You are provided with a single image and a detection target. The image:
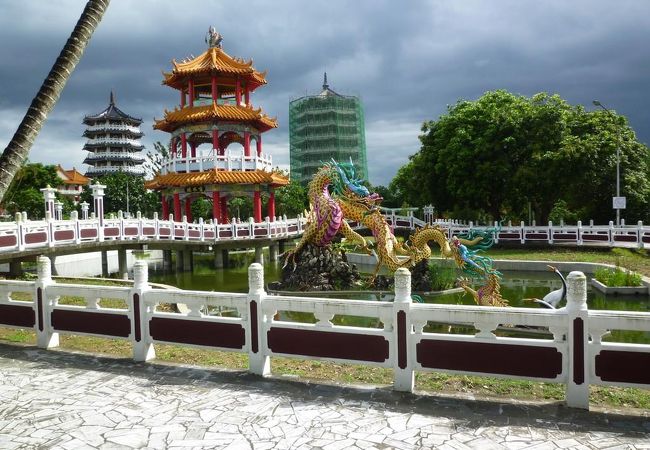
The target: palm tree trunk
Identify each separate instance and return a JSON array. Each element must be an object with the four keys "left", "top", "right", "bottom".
[{"left": 0, "top": 0, "right": 110, "bottom": 203}]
